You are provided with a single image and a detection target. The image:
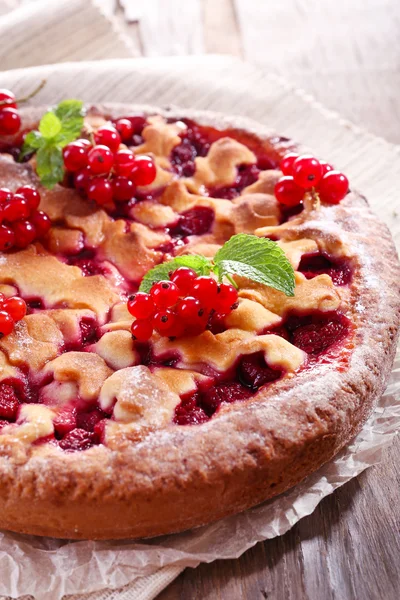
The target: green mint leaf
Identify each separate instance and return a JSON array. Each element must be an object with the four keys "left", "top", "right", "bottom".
[
  {"left": 173, "top": 254, "right": 213, "bottom": 275},
  {"left": 39, "top": 112, "right": 62, "bottom": 138},
  {"left": 36, "top": 143, "right": 64, "bottom": 189},
  {"left": 19, "top": 130, "right": 45, "bottom": 161},
  {"left": 18, "top": 99, "right": 84, "bottom": 185},
  {"left": 53, "top": 99, "right": 84, "bottom": 146},
  {"left": 214, "top": 234, "right": 295, "bottom": 296},
  {"left": 139, "top": 255, "right": 213, "bottom": 293}
]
